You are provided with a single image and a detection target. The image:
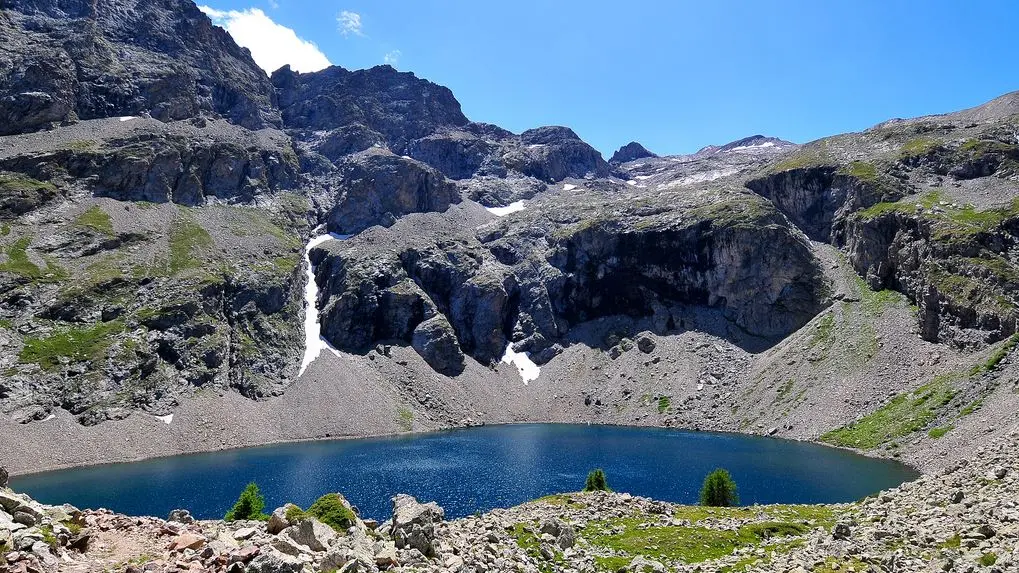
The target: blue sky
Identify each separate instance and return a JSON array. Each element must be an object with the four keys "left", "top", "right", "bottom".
[{"left": 200, "top": 1, "right": 1019, "bottom": 156}]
